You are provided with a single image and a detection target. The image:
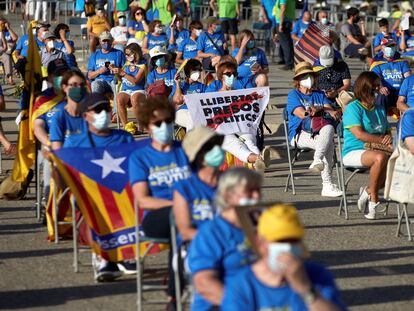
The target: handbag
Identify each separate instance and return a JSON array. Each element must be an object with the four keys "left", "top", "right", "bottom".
[
  {"left": 301, "top": 111, "right": 337, "bottom": 137},
  {"left": 384, "top": 108, "right": 414, "bottom": 204},
  {"left": 364, "top": 142, "right": 393, "bottom": 156}
]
